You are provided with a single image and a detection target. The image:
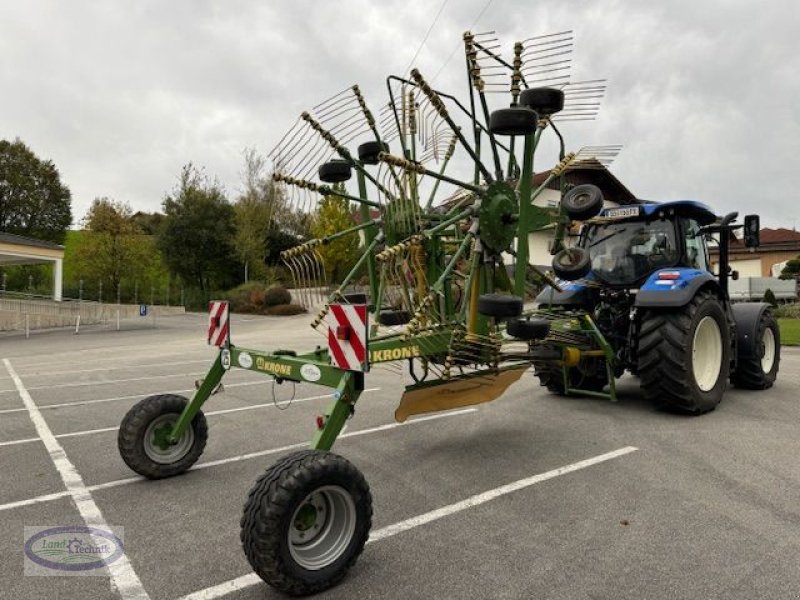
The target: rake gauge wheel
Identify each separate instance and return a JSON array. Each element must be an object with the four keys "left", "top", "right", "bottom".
[
  {"left": 477, "top": 293, "right": 524, "bottom": 319},
  {"left": 552, "top": 247, "right": 591, "bottom": 281},
  {"left": 117, "top": 394, "right": 208, "bottom": 479},
  {"left": 378, "top": 309, "right": 412, "bottom": 326},
  {"left": 357, "top": 141, "right": 389, "bottom": 165},
  {"left": 507, "top": 317, "right": 550, "bottom": 340},
  {"left": 241, "top": 450, "right": 372, "bottom": 596},
  {"left": 519, "top": 87, "right": 565, "bottom": 116},
  {"left": 488, "top": 107, "right": 538, "bottom": 136},
  {"left": 561, "top": 184, "right": 604, "bottom": 221},
  {"left": 318, "top": 160, "right": 352, "bottom": 183}
]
